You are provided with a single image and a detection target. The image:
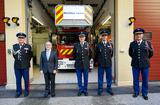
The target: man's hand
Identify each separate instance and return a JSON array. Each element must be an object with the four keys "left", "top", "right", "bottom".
[
  {"left": 53, "top": 70, "right": 57, "bottom": 74},
  {"left": 40, "top": 70, "right": 43, "bottom": 74}
]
